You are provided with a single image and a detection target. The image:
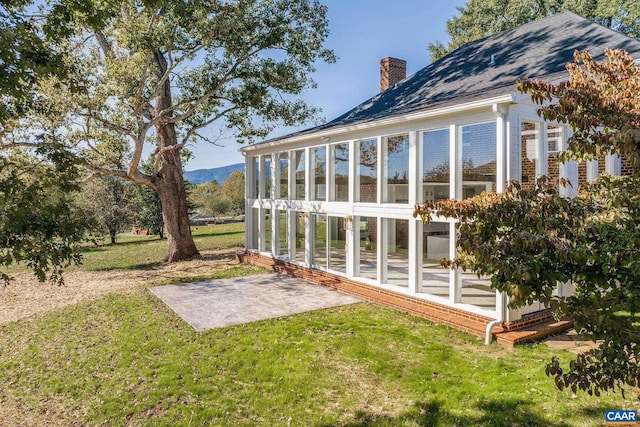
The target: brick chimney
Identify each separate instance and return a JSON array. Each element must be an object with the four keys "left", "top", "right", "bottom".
[{"left": 380, "top": 57, "right": 406, "bottom": 92}]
